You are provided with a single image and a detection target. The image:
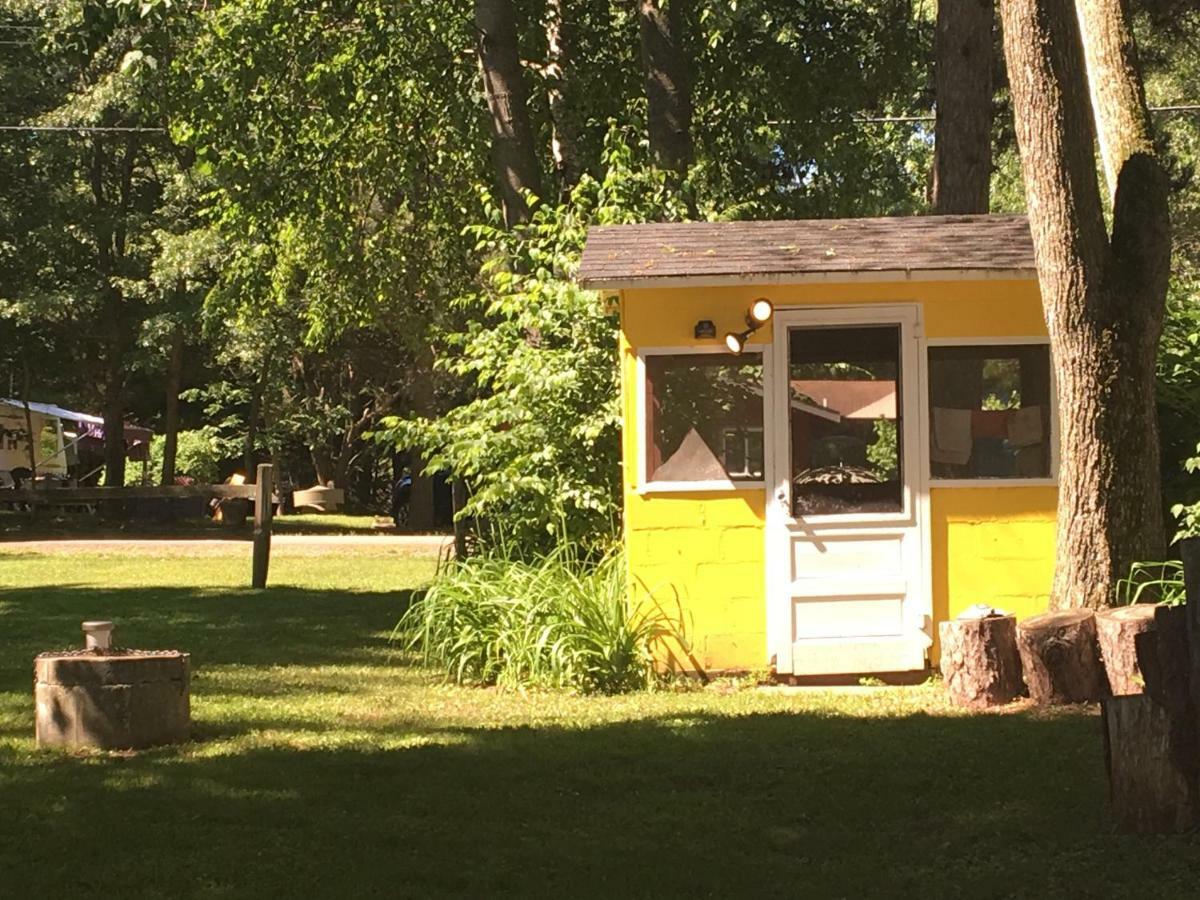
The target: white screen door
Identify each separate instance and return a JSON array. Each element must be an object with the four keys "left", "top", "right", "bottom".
[{"left": 767, "top": 306, "right": 930, "bottom": 676}]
